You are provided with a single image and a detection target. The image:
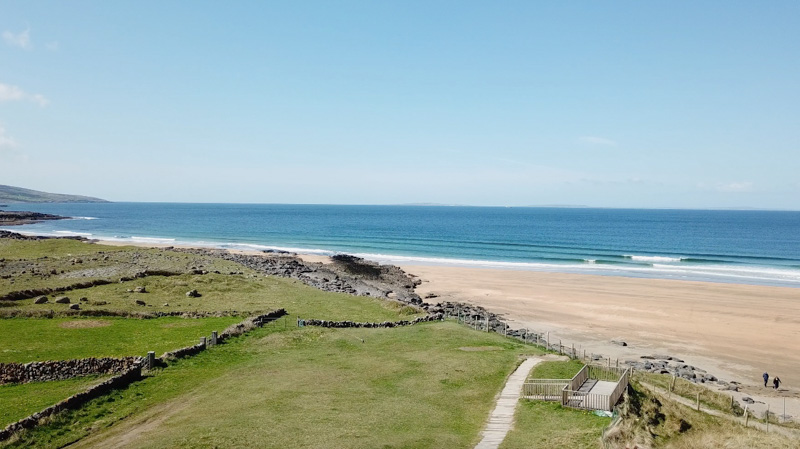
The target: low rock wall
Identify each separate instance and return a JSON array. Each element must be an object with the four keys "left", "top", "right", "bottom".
[
  {"left": 301, "top": 313, "right": 443, "bottom": 328},
  {"left": 0, "top": 365, "right": 142, "bottom": 441},
  {"left": 0, "top": 357, "right": 143, "bottom": 385},
  {"left": 160, "top": 309, "right": 287, "bottom": 360}
]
